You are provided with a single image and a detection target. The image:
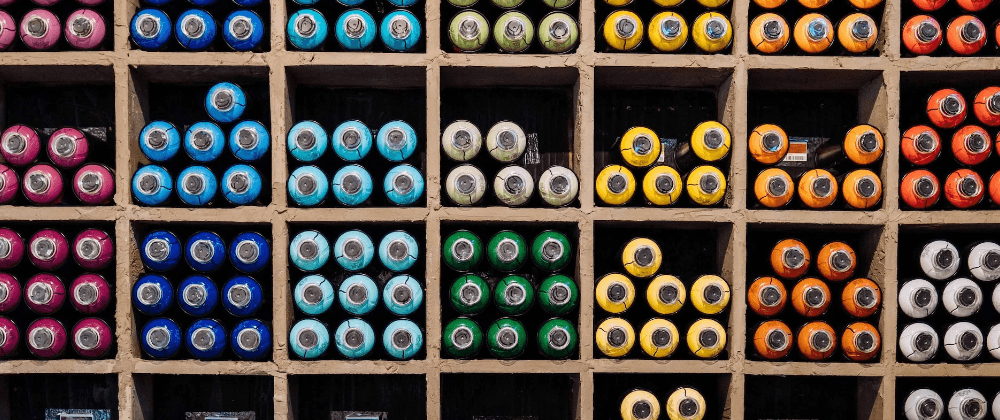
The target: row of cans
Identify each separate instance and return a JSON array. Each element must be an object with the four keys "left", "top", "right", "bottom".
[
  {"left": 290, "top": 230, "right": 419, "bottom": 272},
  {"left": 752, "top": 319, "right": 880, "bottom": 361},
  {"left": 596, "top": 164, "right": 727, "bottom": 206},
  {"left": 750, "top": 13, "right": 878, "bottom": 54},
  {"left": 139, "top": 230, "right": 269, "bottom": 273},
  {"left": 597, "top": 317, "right": 726, "bottom": 358},
  {"left": 0, "top": 317, "right": 111, "bottom": 358},
  {"left": 134, "top": 274, "right": 265, "bottom": 317},
  {"left": 597, "top": 273, "right": 731, "bottom": 316},
  {"left": 442, "top": 120, "right": 535, "bottom": 163},
  {"left": 900, "top": 167, "right": 1000, "bottom": 209},
  {"left": 913, "top": 240, "right": 1000, "bottom": 282},
  {"left": 0, "top": 162, "right": 113, "bottom": 205},
  {"left": 748, "top": 276, "right": 880, "bottom": 319},
  {"left": 449, "top": 274, "right": 578, "bottom": 315},
  {"left": 287, "top": 120, "right": 417, "bottom": 163},
  {"left": 602, "top": 11, "right": 731, "bottom": 53},
  {"left": 0, "top": 228, "right": 112, "bottom": 271},
  {"left": 140, "top": 317, "right": 270, "bottom": 359},
  {"left": 290, "top": 318, "right": 422, "bottom": 359},
  {"left": 294, "top": 274, "right": 423, "bottom": 316},
  {"left": 140, "top": 120, "right": 269, "bottom": 163},
  {"left": 619, "top": 388, "right": 707, "bottom": 420},
  {"left": 754, "top": 167, "right": 882, "bottom": 209},
  {"left": 443, "top": 230, "right": 574, "bottom": 272},
  {"left": 287, "top": 9, "right": 421, "bottom": 51},
  {"left": 131, "top": 9, "right": 264, "bottom": 51},
  {"left": 749, "top": 124, "right": 884, "bottom": 167},
  {"left": 3, "top": 126, "right": 105, "bottom": 169},
  {"left": 448, "top": 11, "right": 578, "bottom": 53},
  {"left": 905, "top": 88, "right": 1000, "bottom": 164},
  {"left": 903, "top": 388, "right": 997, "bottom": 420},
  {"left": 132, "top": 163, "right": 264, "bottom": 206},
  {"left": 0, "top": 9, "right": 105, "bottom": 51},
  {"left": 0, "top": 273, "right": 111, "bottom": 314},
  {"left": 900, "top": 277, "right": 1000, "bottom": 320},
  {"left": 904, "top": 15, "right": 998, "bottom": 56},
  {"left": 288, "top": 164, "right": 423, "bottom": 206},
  {"left": 447, "top": 0, "right": 574, "bottom": 8},
  {"left": 444, "top": 317, "right": 576, "bottom": 358},
  {"left": 899, "top": 321, "right": 1000, "bottom": 362},
  {"left": 445, "top": 164, "right": 578, "bottom": 207},
  {"left": 752, "top": 0, "right": 881, "bottom": 8},
  {"left": 616, "top": 123, "right": 731, "bottom": 169}
]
